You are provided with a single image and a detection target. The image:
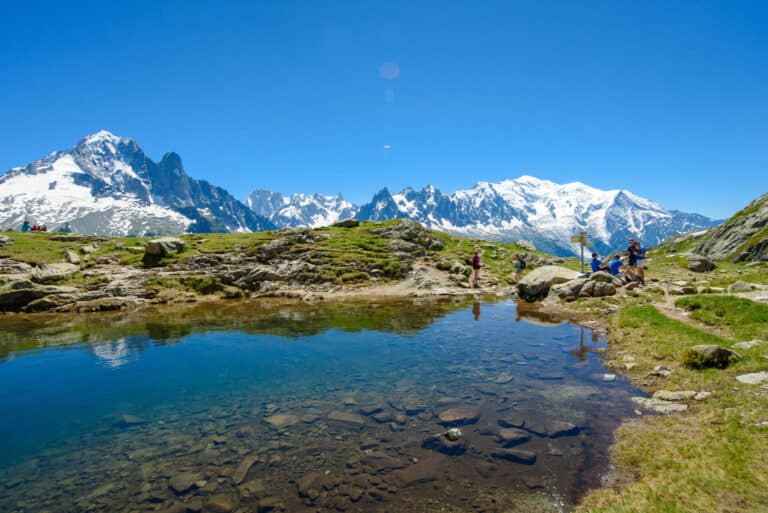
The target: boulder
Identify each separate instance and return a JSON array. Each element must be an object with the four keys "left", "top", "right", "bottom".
[
  {"left": 145, "top": 237, "right": 186, "bottom": 257},
  {"left": 733, "top": 340, "right": 764, "bottom": 350},
  {"left": 517, "top": 265, "right": 581, "bottom": 302},
  {"left": 687, "top": 256, "right": 716, "bottom": 273},
  {"left": 207, "top": 493, "right": 238, "bottom": 513},
  {"left": 31, "top": 263, "right": 79, "bottom": 283},
  {"left": 0, "top": 234, "right": 13, "bottom": 246},
  {"left": 515, "top": 240, "right": 537, "bottom": 252},
  {"left": 80, "top": 244, "right": 98, "bottom": 254},
  {"left": 684, "top": 344, "right": 742, "bottom": 369},
  {"left": 549, "top": 278, "right": 588, "bottom": 300},
  {"left": 588, "top": 271, "right": 615, "bottom": 283},
  {"left": 332, "top": 219, "right": 360, "bottom": 228}
]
